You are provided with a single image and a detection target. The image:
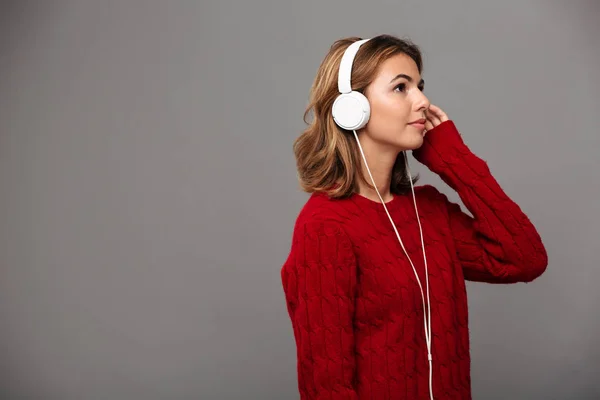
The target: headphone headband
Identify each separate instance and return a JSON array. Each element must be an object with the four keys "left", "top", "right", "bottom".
[{"left": 337, "top": 38, "right": 370, "bottom": 94}]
